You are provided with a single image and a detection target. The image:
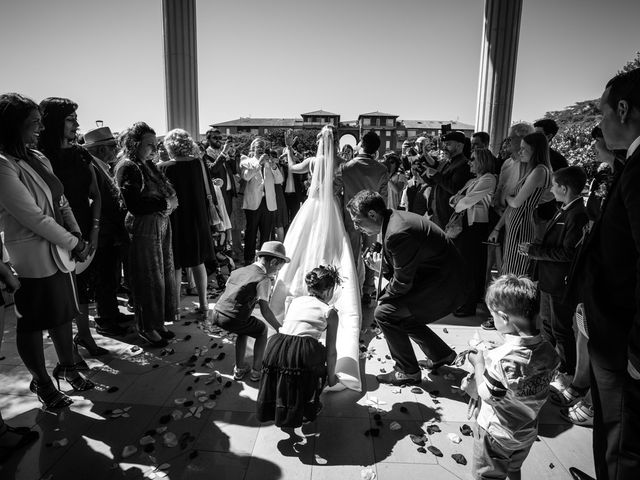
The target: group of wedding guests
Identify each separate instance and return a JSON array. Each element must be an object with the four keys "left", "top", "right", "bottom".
[{"left": 1, "top": 66, "right": 639, "bottom": 480}]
